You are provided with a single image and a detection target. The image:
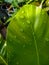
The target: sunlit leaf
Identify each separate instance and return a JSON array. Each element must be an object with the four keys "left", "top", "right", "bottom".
[{"left": 7, "top": 4, "right": 49, "bottom": 65}]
